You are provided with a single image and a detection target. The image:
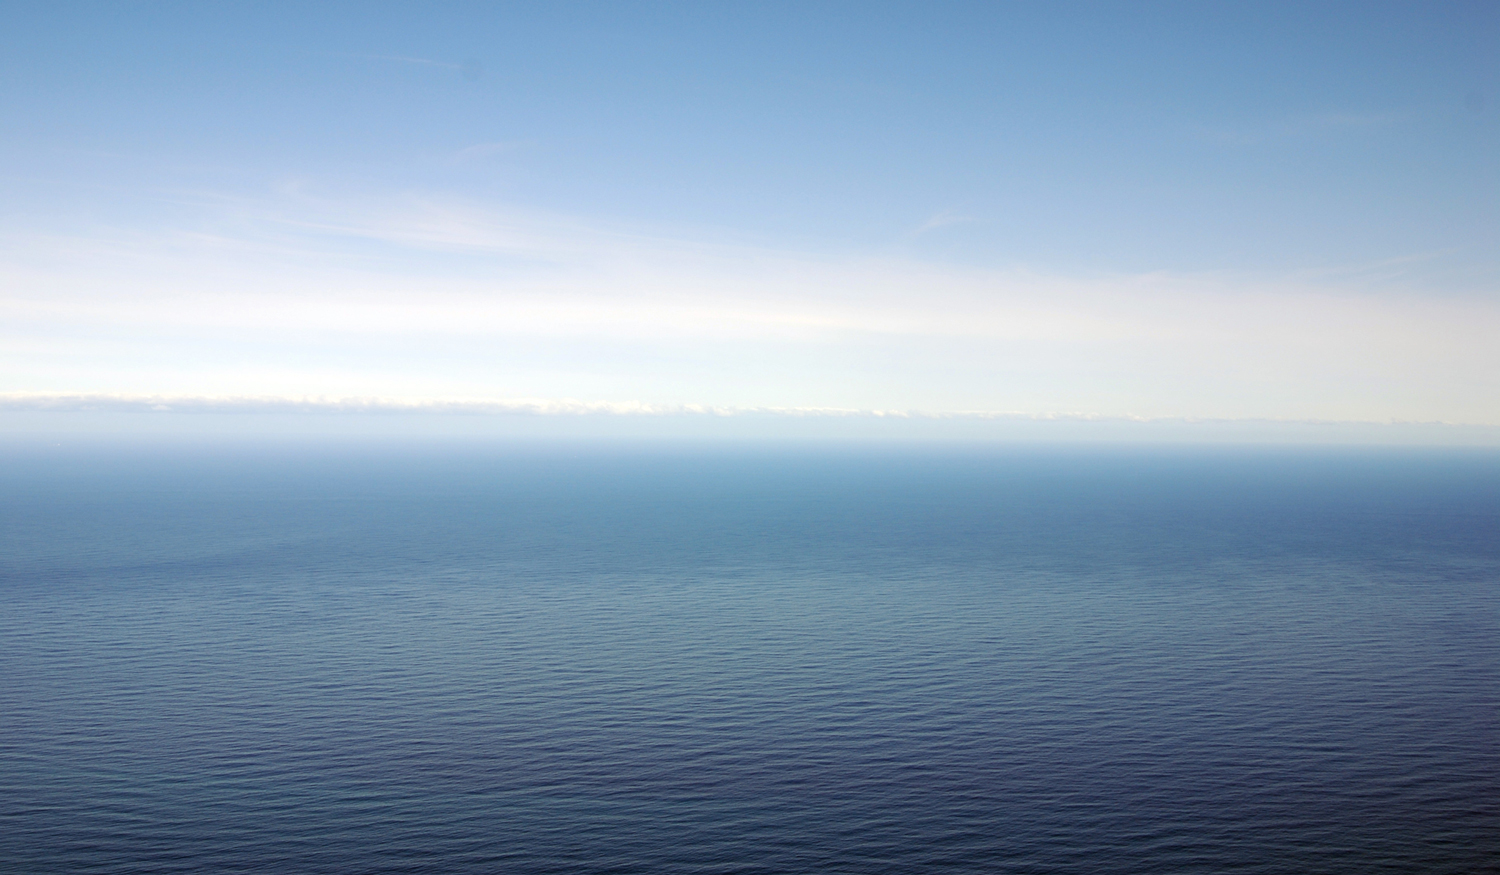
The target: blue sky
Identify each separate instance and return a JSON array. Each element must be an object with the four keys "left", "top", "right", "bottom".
[{"left": 2, "top": 2, "right": 1497, "bottom": 437}]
